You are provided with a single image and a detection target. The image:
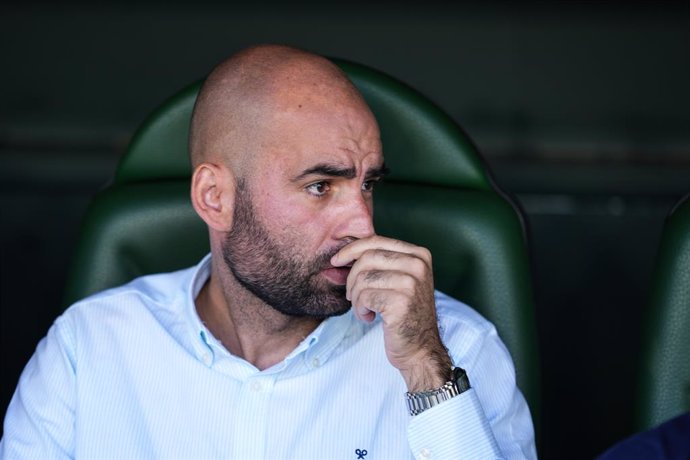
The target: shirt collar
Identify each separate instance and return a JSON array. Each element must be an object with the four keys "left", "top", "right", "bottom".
[{"left": 185, "top": 253, "right": 215, "bottom": 363}]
